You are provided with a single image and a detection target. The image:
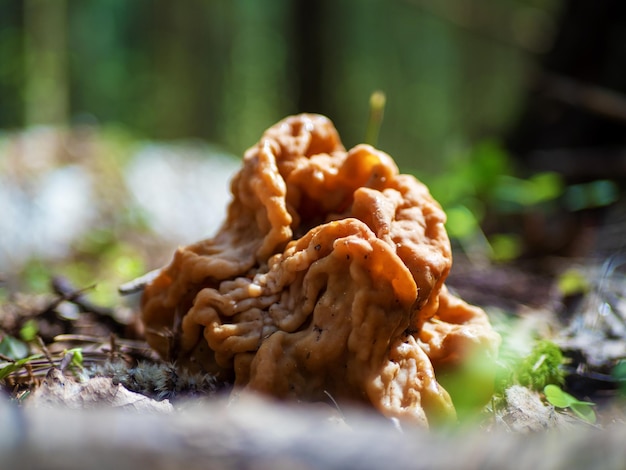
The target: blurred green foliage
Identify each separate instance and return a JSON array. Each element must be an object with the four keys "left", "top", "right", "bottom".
[
  {"left": 0, "top": 353, "right": 42, "bottom": 380},
  {"left": 612, "top": 360, "right": 626, "bottom": 397},
  {"left": 0, "top": 0, "right": 562, "bottom": 167},
  {"left": 418, "top": 139, "right": 618, "bottom": 261},
  {"left": 60, "top": 233, "right": 147, "bottom": 306},
  {"left": 556, "top": 269, "right": 590, "bottom": 297},
  {"left": 418, "top": 139, "right": 561, "bottom": 260},
  {"left": 19, "top": 319, "right": 39, "bottom": 343},
  {"left": 63, "top": 347, "right": 84, "bottom": 372},
  {"left": 437, "top": 319, "right": 567, "bottom": 422}
]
